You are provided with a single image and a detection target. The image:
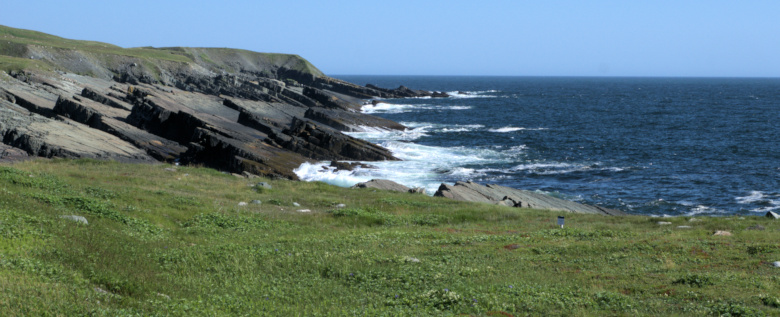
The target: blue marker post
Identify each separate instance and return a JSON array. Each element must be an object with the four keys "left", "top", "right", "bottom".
[{"left": 557, "top": 216, "right": 565, "bottom": 229}]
